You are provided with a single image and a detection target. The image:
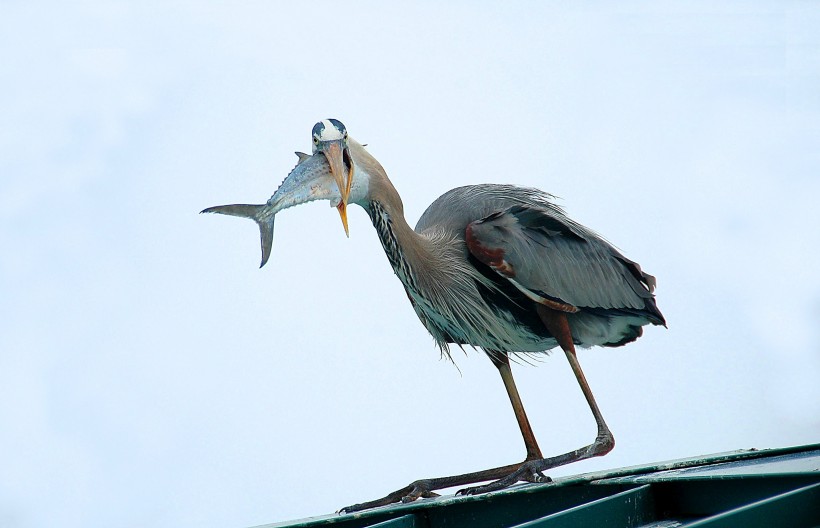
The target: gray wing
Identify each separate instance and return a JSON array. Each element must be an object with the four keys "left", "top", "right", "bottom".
[
  {"left": 416, "top": 185, "right": 662, "bottom": 322},
  {"left": 465, "top": 203, "right": 662, "bottom": 320}
]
